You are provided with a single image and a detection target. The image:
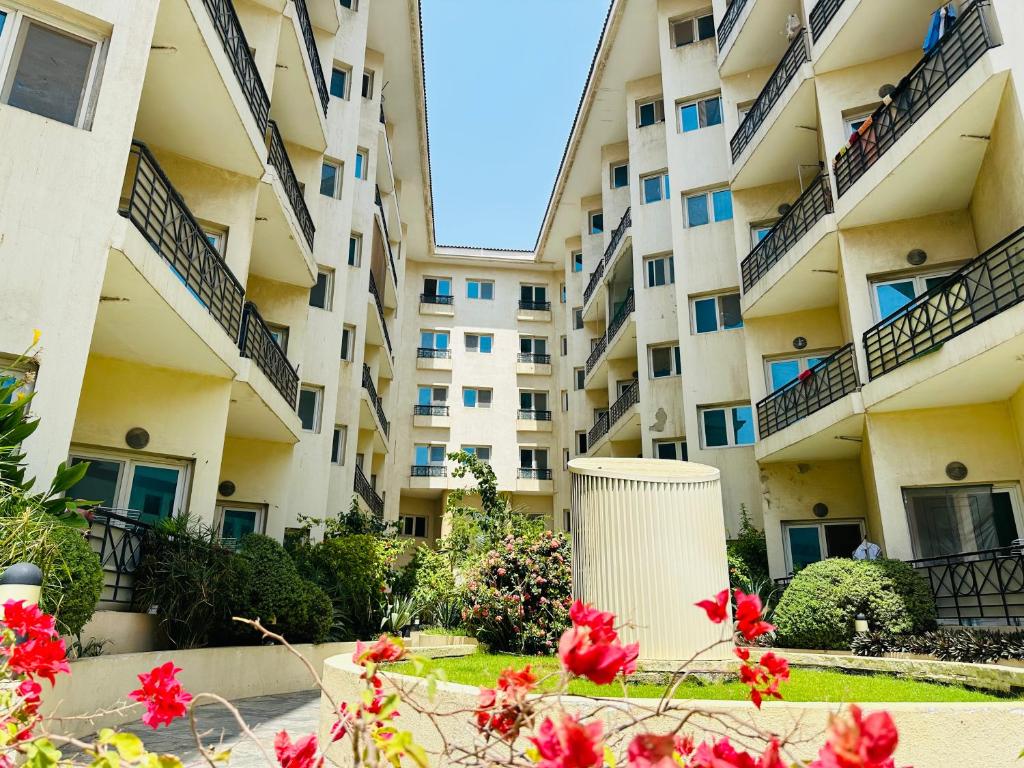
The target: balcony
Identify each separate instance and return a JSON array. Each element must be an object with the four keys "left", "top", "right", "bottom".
[
  {"left": 717, "top": 0, "right": 801, "bottom": 77},
  {"left": 754, "top": 345, "right": 863, "bottom": 462},
  {"left": 740, "top": 174, "right": 839, "bottom": 318},
  {"left": 420, "top": 293, "right": 454, "bottom": 317},
  {"left": 730, "top": 32, "right": 817, "bottom": 190},
  {"left": 410, "top": 464, "right": 448, "bottom": 492},
  {"left": 367, "top": 273, "right": 394, "bottom": 367},
  {"left": 517, "top": 300, "right": 552, "bottom": 322},
  {"left": 135, "top": 0, "right": 269, "bottom": 177},
  {"left": 416, "top": 347, "right": 452, "bottom": 371},
  {"left": 411, "top": 465, "right": 447, "bottom": 477},
  {"left": 517, "top": 409, "right": 553, "bottom": 433},
  {"left": 604, "top": 208, "right": 632, "bottom": 275},
  {"left": 253, "top": 121, "right": 317, "bottom": 287},
  {"left": 582, "top": 263, "right": 605, "bottom": 320},
  {"left": 375, "top": 186, "right": 400, "bottom": 303},
  {"left": 516, "top": 467, "right": 553, "bottom": 494},
  {"left": 587, "top": 380, "right": 641, "bottom": 456},
  {"left": 584, "top": 291, "right": 636, "bottom": 390},
  {"left": 517, "top": 352, "right": 551, "bottom": 376},
  {"left": 361, "top": 364, "right": 390, "bottom": 445},
  {"left": 271, "top": 0, "right": 328, "bottom": 151},
  {"left": 833, "top": 1, "right": 1004, "bottom": 226},
  {"left": 238, "top": 302, "right": 299, "bottom": 407},
  {"left": 293, "top": 0, "right": 329, "bottom": 114},
  {"left": 354, "top": 465, "right": 384, "bottom": 518},
  {"left": 413, "top": 404, "right": 450, "bottom": 429}
]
